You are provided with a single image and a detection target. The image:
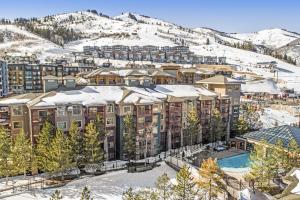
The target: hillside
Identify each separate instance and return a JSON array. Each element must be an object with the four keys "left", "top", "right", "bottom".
[
  {"left": 230, "top": 28, "right": 300, "bottom": 49},
  {"left": 0, "top": 10, "right": 300, "bottom": 90}
]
